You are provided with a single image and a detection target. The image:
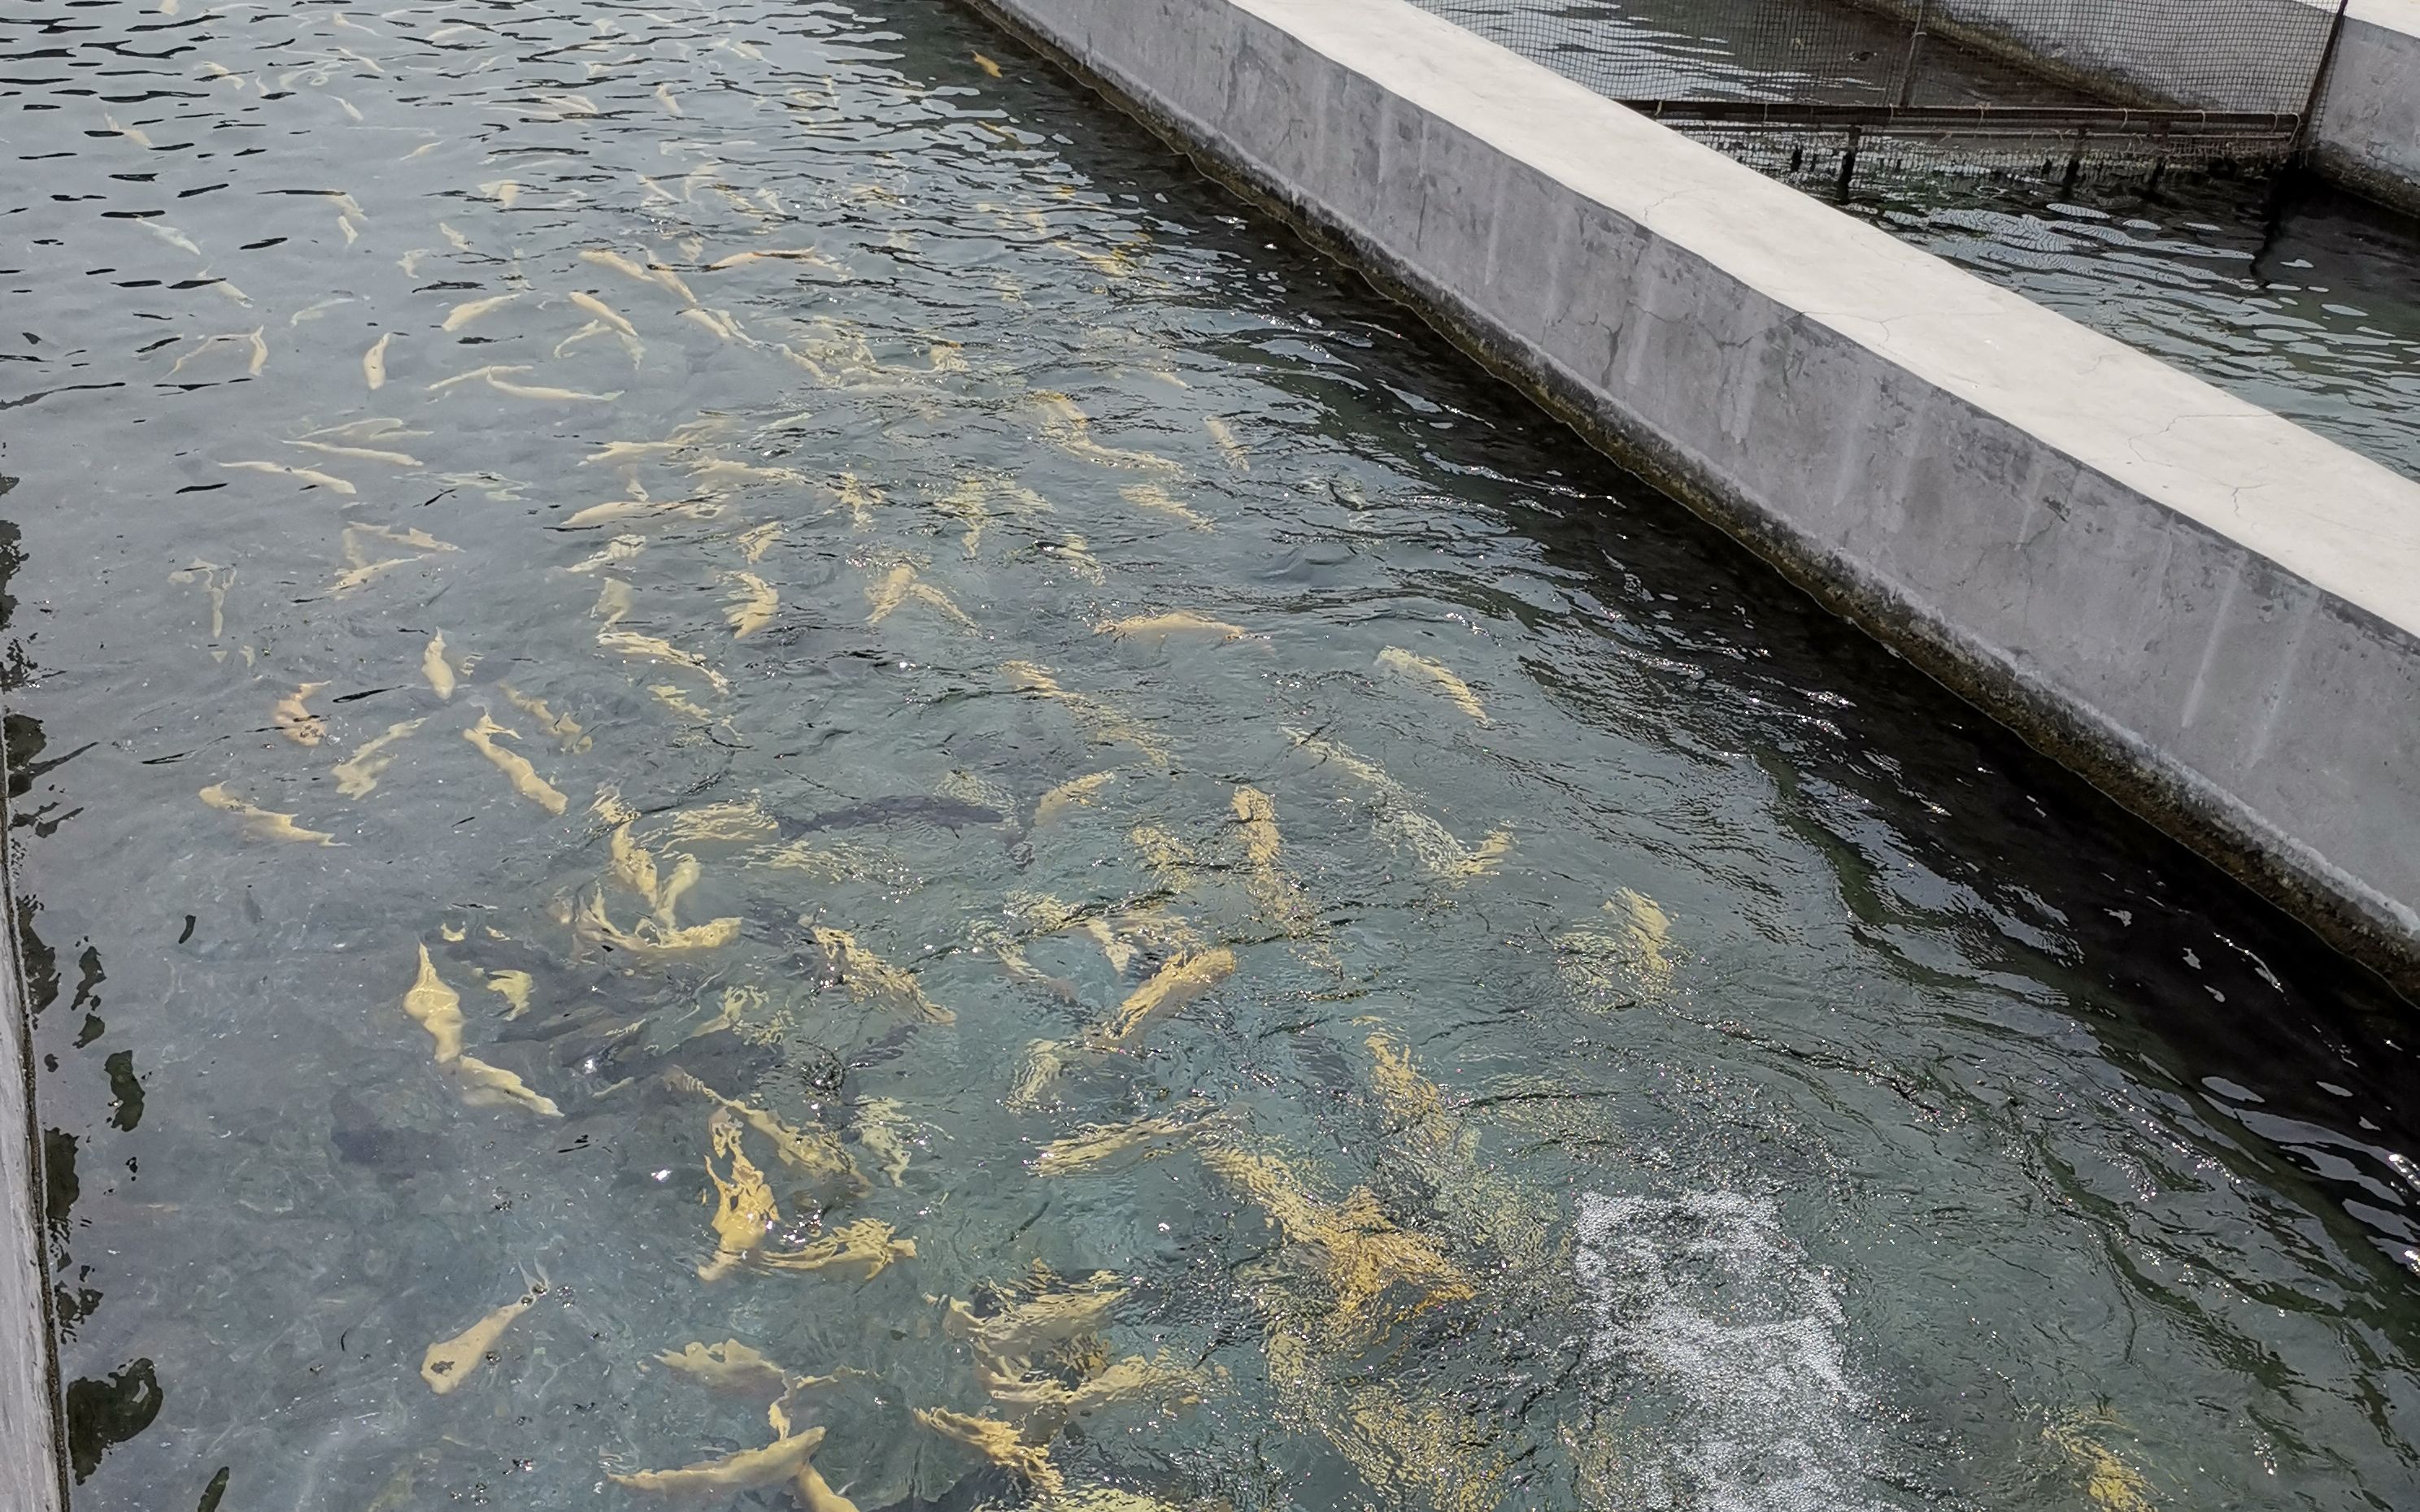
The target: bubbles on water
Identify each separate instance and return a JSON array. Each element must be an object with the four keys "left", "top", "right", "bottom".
[{"left": 1574, "top": 1189, "right": 1898, "bottom": 1512}]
